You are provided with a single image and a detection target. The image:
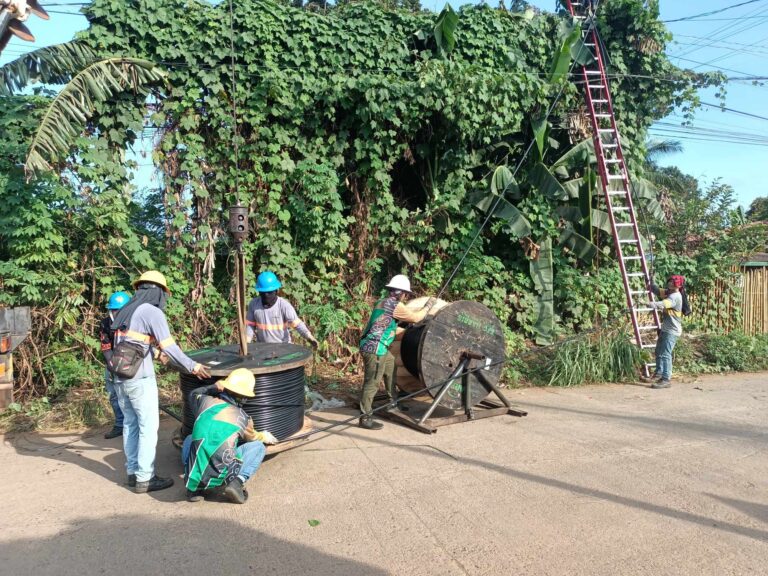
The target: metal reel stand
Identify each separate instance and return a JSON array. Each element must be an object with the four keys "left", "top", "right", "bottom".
[{"left": 379, "top": 351, "right": 527, "bottom": 434}]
